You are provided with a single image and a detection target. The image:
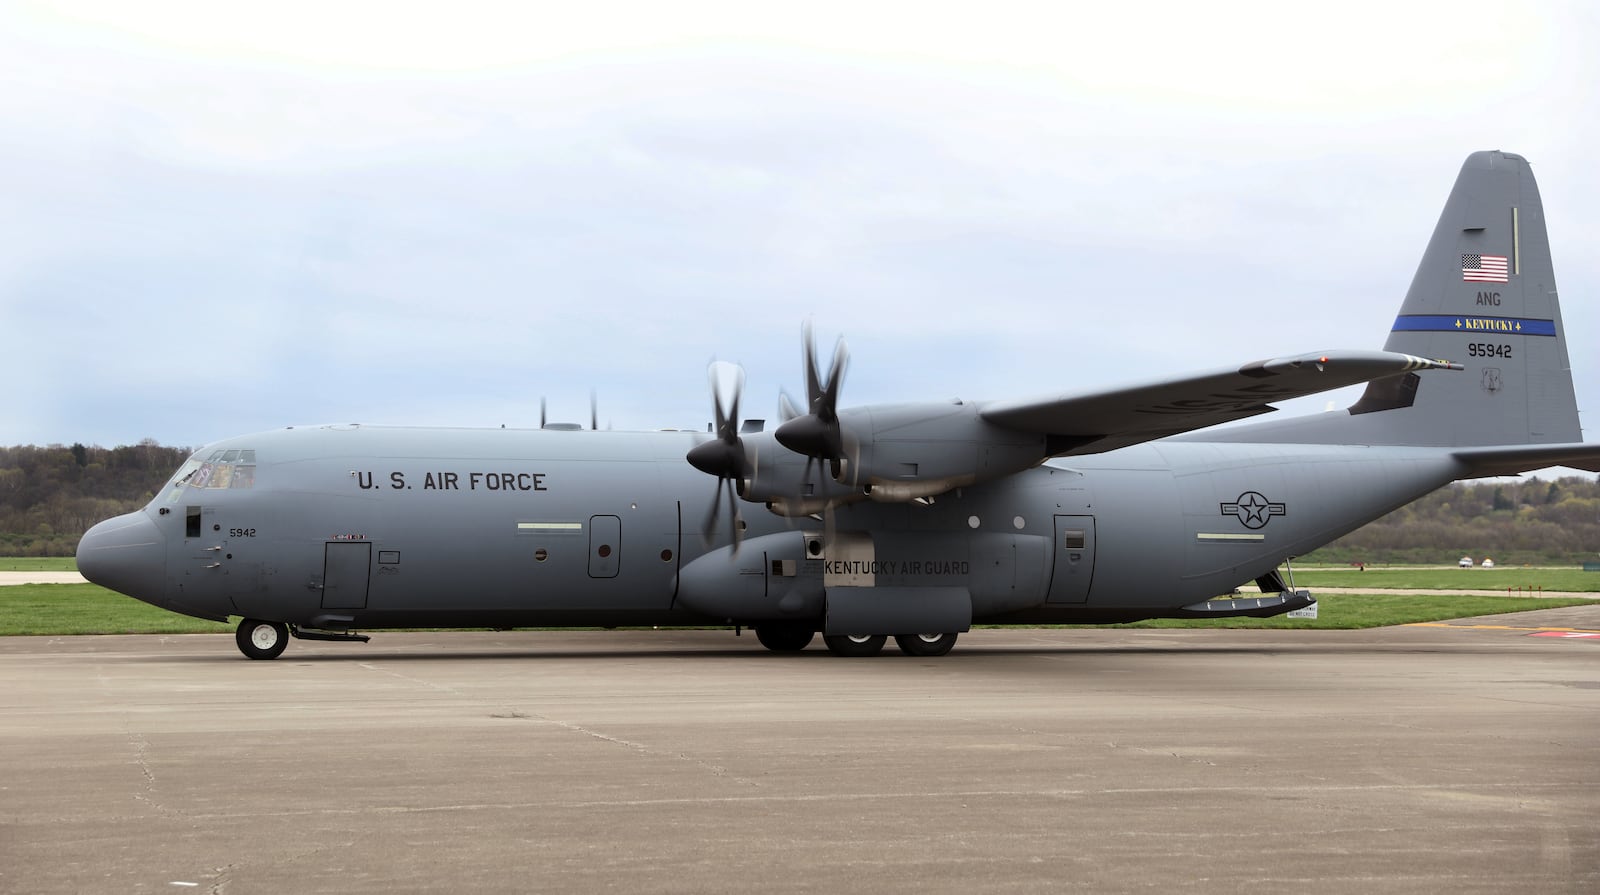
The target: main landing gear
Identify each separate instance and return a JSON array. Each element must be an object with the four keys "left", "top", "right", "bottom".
[
  {"left": 821, "top": 634, "right": 888, "bottom": 657},
  {"left": 893, "top": 633, "right": 959, "bottom": 657},
  {"left": 755, "top": 624, "right": 815, "bottom": 652},
  {"left": 754, "top": 625, "right": 958, "bottom": 657}
]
